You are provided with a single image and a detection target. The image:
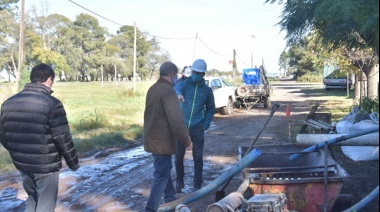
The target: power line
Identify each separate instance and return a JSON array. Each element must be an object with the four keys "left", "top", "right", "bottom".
[
  {"left": 197, "top": 36, "right": 230, "bottom": 58},
  {"left": 148, "top": 35, "right": 196, "bottom": 40},
  {"left": 67, "top": 0, "right": 123, "bottom": 26},
  {"left": 235, "top": 54, "right": 246, "bottom": 64},
  {"left": 67, "top": 0, "right": 234, "bottom": 61},
  {"left": 68, "top": 0, "right": 196, "bottom": 40}
]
